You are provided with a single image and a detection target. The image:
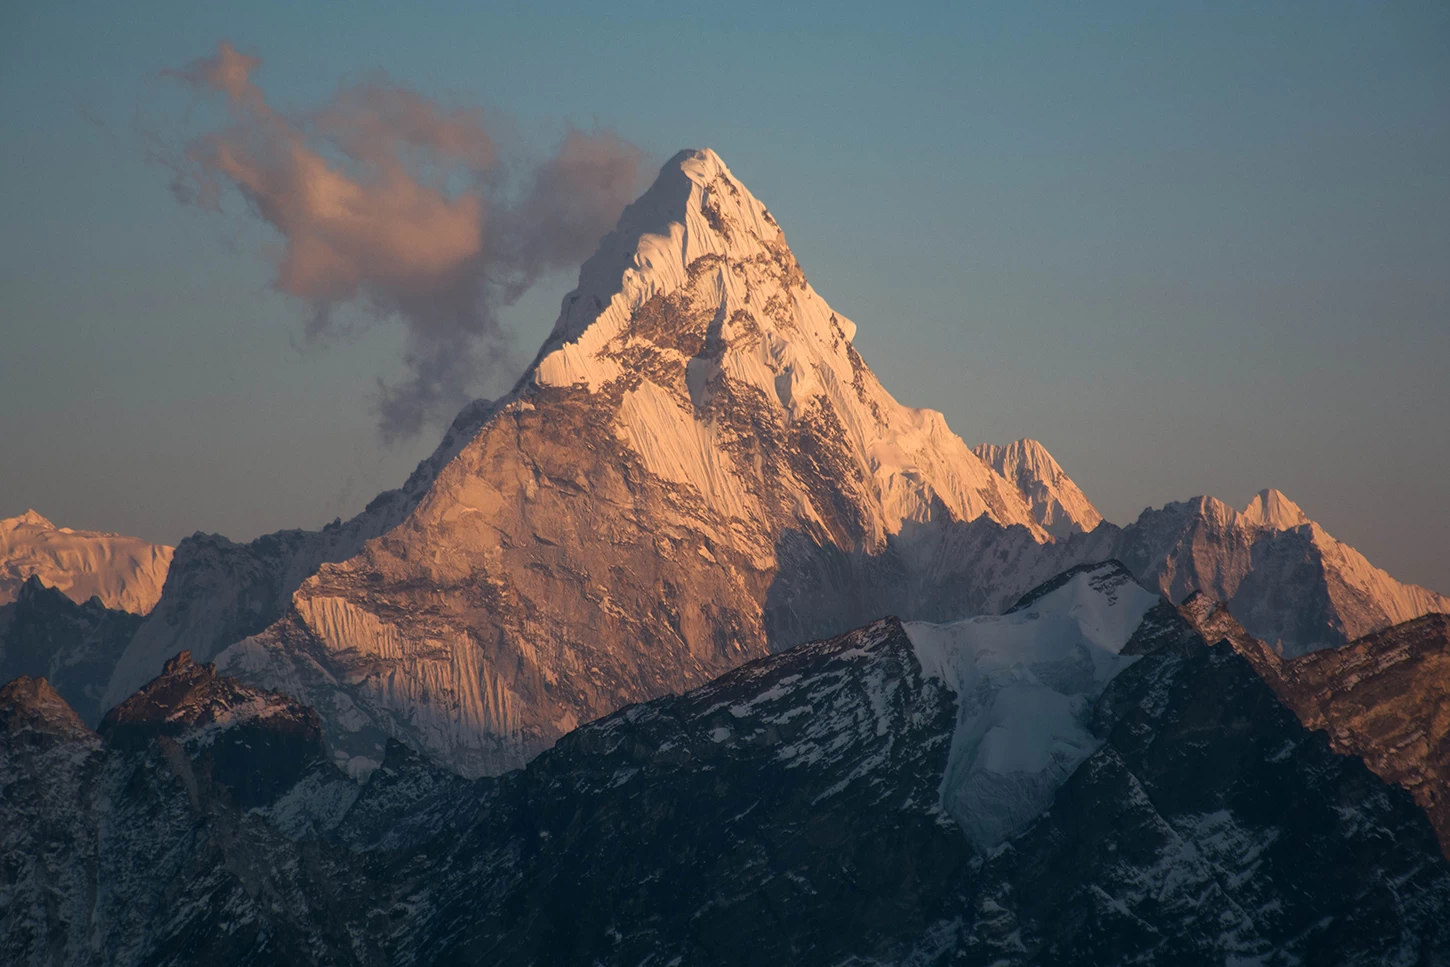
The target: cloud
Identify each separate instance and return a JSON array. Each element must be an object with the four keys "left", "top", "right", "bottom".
[{"left": 159, "top": 42, "right": 645, "bottom": 439}]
